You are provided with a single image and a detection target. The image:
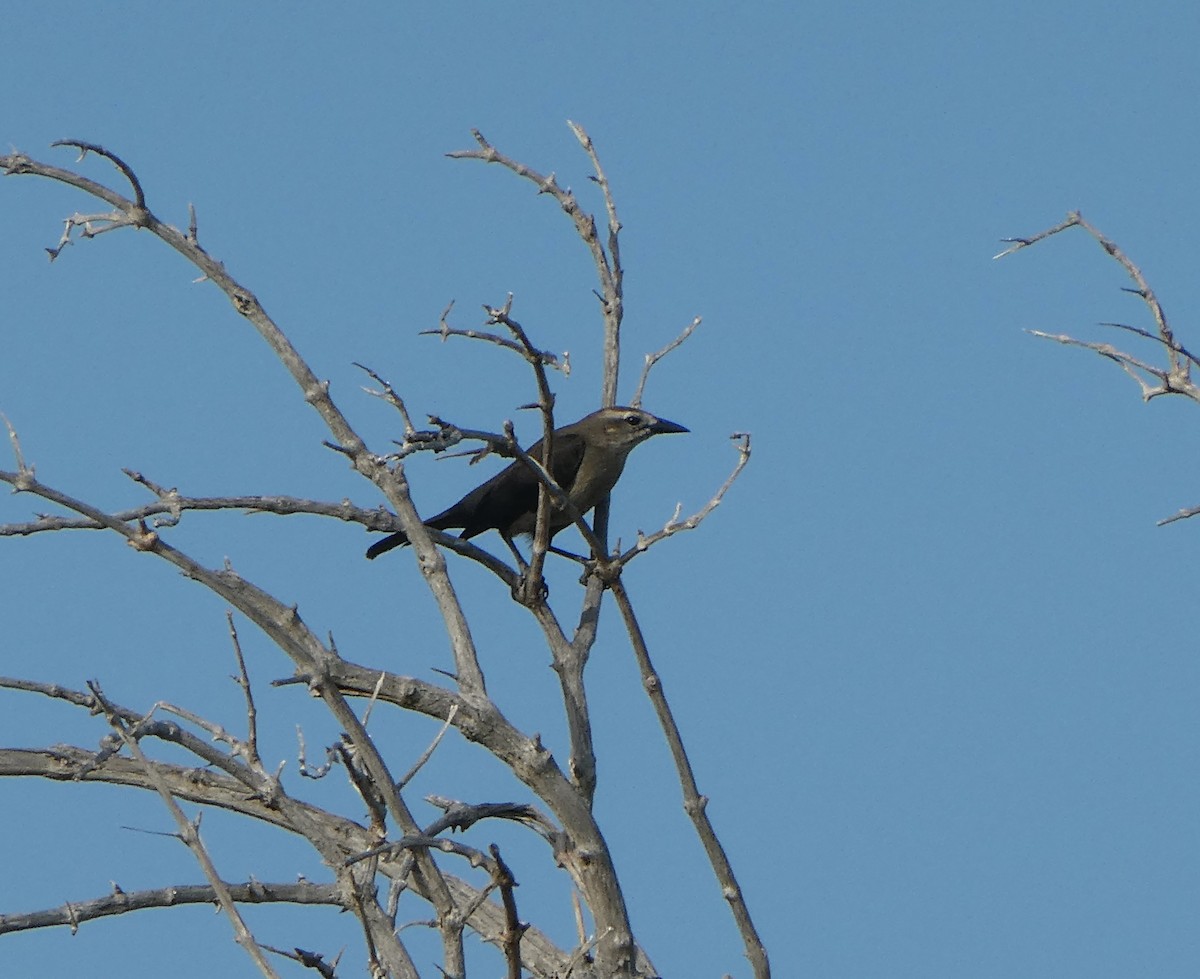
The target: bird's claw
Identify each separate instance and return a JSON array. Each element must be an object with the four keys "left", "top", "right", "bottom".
[
  {"left": 579, "top": 556, "right": 622, "bottom": 587},
  {"left": 512, "top": 571, "right": 550, "bottom": 605}
]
